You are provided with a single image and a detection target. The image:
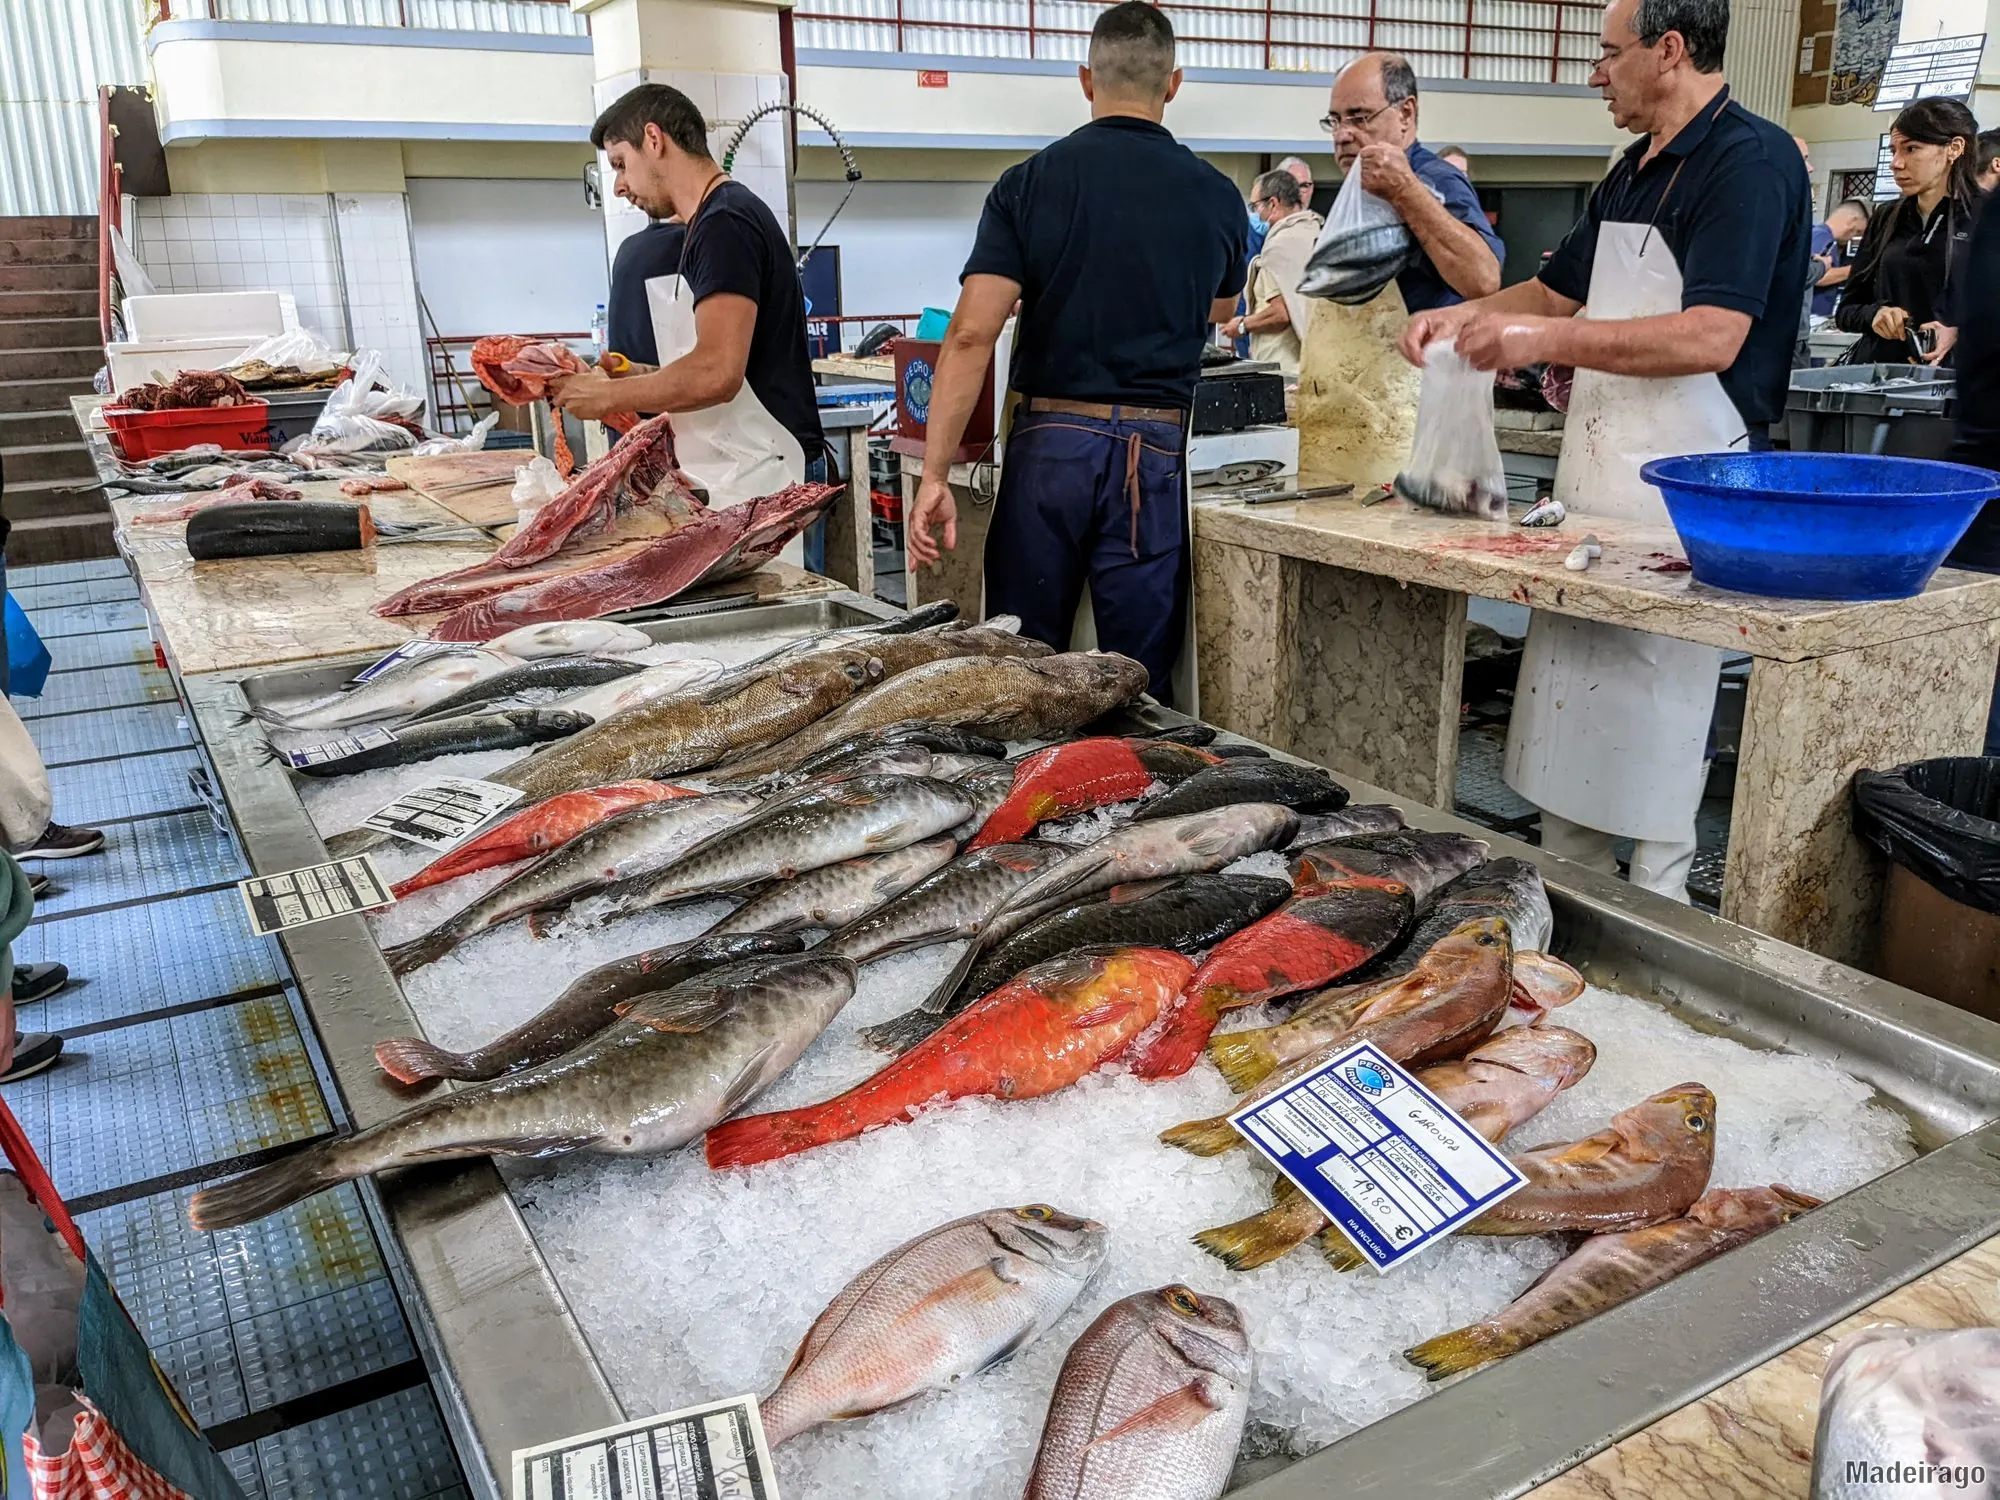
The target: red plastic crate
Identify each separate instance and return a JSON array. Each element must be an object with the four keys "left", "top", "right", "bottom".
[
  {"left": 869, "top": 488, "right": 903, "bottom": 523},
  {"left": 101, "top": 400, "right": 272, "bottom": 461}
]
